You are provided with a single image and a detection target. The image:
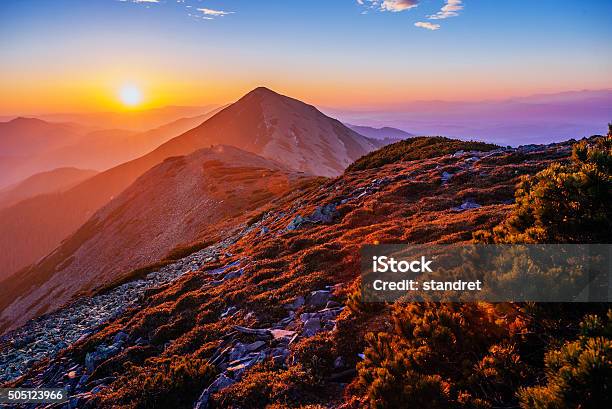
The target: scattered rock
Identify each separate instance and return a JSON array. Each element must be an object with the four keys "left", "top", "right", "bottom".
[
  {"left": 113, "top": 331, "right": 128, "bottom": 344},
  {"left": 309, "top": 204, "right": 338, "bottom": 224},
  {"left": 220, "top": 306, "right": 238, "bottom": 318},
  {"left": 284, "top": 296, "right": 305, "bottom": 310},
  {"left": 302, "top": 317, "right": 321, "bottom": 337},
  {"left": 451, "top": 199, "right": 482, "bottom": 212},
  {"left": 287, "top": 215, "right": 306, "bottom": 231},
  {"left": 0, "top": 243, "right": 226, "bottom": 383},
  {"left": 441, "top": 171, "right": 453, "bottom": 183},
  {"left": 325, "top": 300, "right": 340, "bottom": 308},
  {"left": 269, "top": 329, "right": 297, "bottom": 340},
  {"left": 307, "top": 290, "right": 331, "bottom": 307},
  {"left": 195, "top": 374, "right": 236, "bottom": 409},
  {"left": 245, "top": 340, "right": 266, "bottom": 352},
  {"left": 286, "top": 204, "right": 339, "bottom": 231},
  {"left": 234, "top": 325, "right": 272, "bottom": 340}
]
